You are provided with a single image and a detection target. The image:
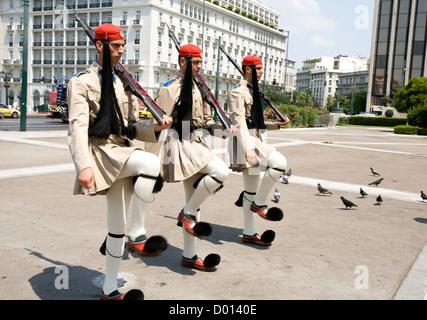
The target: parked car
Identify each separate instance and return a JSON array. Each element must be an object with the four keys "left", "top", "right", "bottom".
[
  {"left": 0, "top": 112, "right": 4, "bottom": 119},
  {"left": 0, "top": 103, "right": 20, "bottom": 119},
  {"left": 138, "top": 107, "right": 152, "bottom": 119}
]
